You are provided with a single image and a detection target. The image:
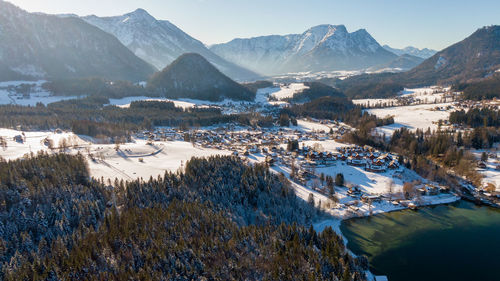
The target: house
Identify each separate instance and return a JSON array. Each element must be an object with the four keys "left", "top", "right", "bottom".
[
  {"left": 348, "top": 153, "right": 365, "bottom": 166},
  {"left": 388, "top": 160, "right": 399, "bottom": 170},
  {"left": 347, "top": 185, "right": 362, "bottom": 196},
  {"left": 13, "top": 135, "right": 24, "bottom": 143},
  {"left": 265, "top": 156, "right": 275, "bottom": 166},
  {"left": 477, "top": 161, "right": 487, "bottom": 169},
  {"left": 366, "top": 160, "right": 386, "bottom": 172}
]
